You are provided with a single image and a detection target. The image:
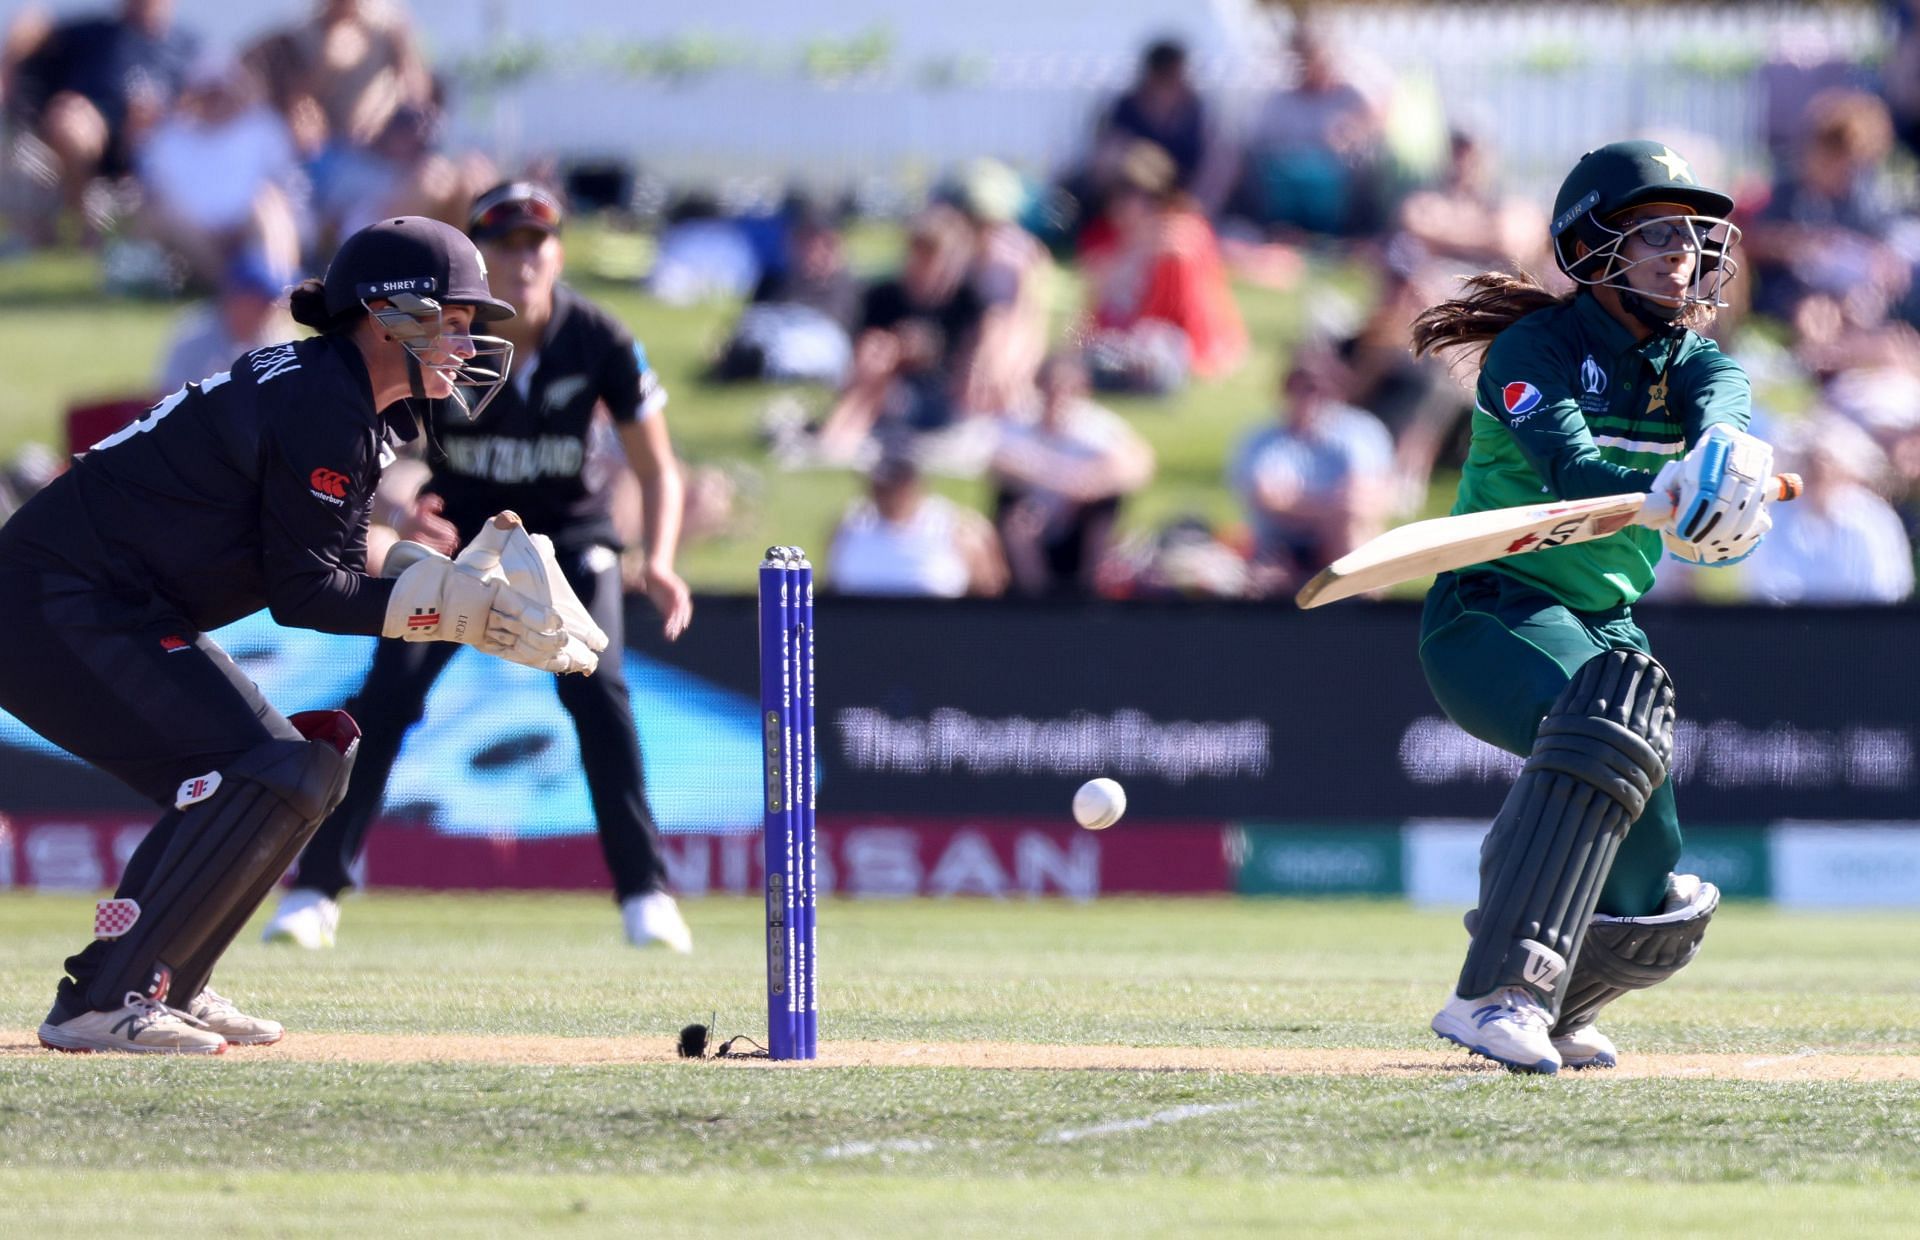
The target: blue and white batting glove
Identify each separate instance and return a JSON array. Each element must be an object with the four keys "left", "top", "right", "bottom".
[{"left": 1651, "top": 425, "right": 1774, "bottom": 566}]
